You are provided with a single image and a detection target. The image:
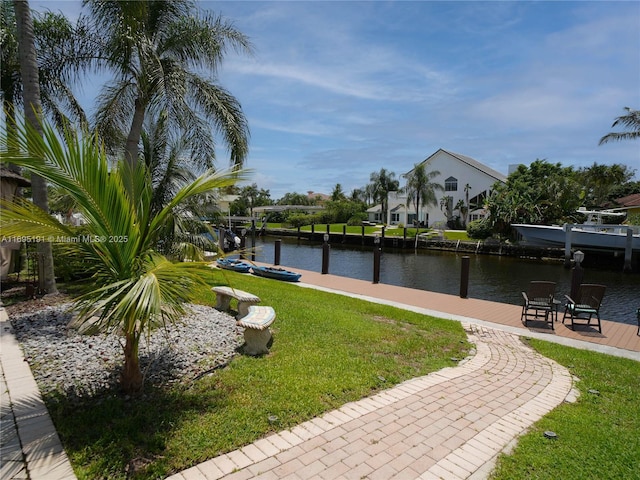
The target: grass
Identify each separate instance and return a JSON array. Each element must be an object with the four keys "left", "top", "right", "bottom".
[
  {"left": 247, "top": 222, "right": 472, "bottom": 240},
  {"left": 25, "top": 269, "right": 639, "bottom": 479},
  {"left": 44, "top": 270, "right": 470, "bottom": 479},
  {"left": 490, "top": 338, "right": 640, "bottom": 480}
]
